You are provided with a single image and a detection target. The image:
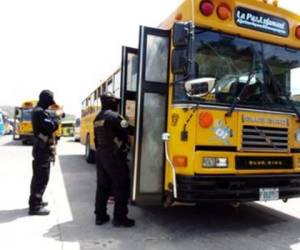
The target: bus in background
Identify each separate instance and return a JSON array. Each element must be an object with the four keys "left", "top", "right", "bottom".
[
  {"left": 2, "top": 112, "right": 12, "bottom": 135},
  {"left": 0, "top": 110, "right": 12, "bottom": 135},
  {"left": 14, "top": 101, "right": 63, "bottom": 144},
  {"left": 0, "top": 111, "right": 4, "bottom": 136},
  {"left": 83, "top": 0, "right": 300, "bottom": 207},
  {"left": 46, "top": 104, "right": 64, "bottom": 140},
  {"left": 61, "top": 120, "right": 75, "bottom": 137},
  {"left": 14, "top": 100, "right": 37, "bottom": 144},
  {"left": 74, "top": 118, "right": 80, "bottom": 142},
  {"left": 80, "top": 69, "right": 121, "bottom": 163}
]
